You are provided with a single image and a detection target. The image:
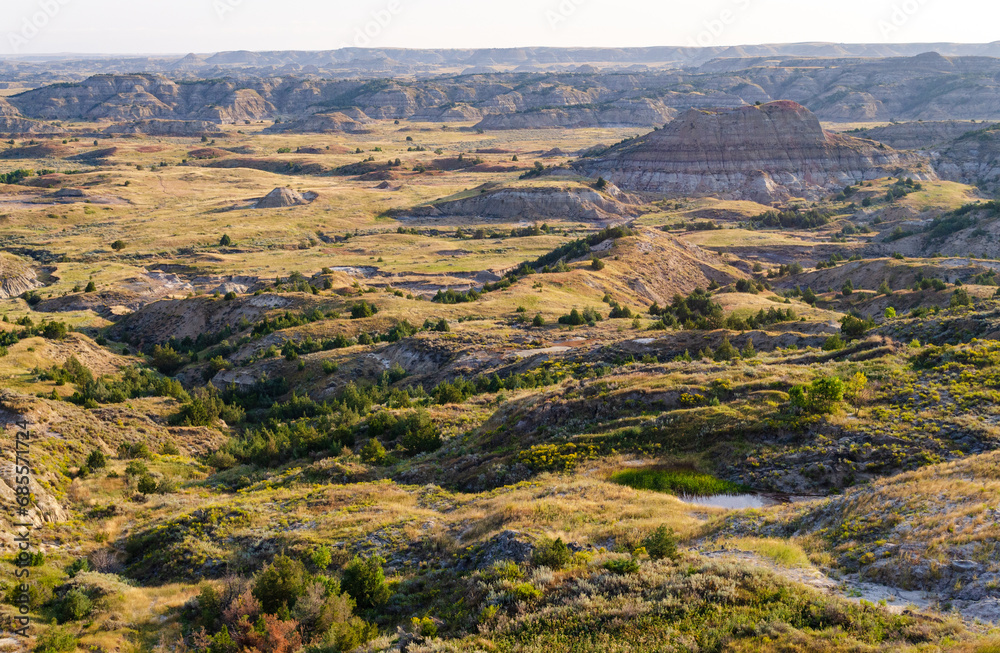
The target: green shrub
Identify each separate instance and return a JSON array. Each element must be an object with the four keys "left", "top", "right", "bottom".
[
  {"left": 411, "top": 616, "right": 438, "bottom": 638},
  {"left": 822, "top": 335, "right": 845, "bottom": 351},
  {"left": 341, "top": 556, "right": 390, "bottom": 610},
  {"left": 56, "top": 588, "right": 92, "bottom": 622},
  {"left": 66, "top": 558, "right": 90, "bottom": 577},
  {"left": 511, "top": 582, "right": 542, "bottom": 602},
  {"left": 398, "top": 410, "right": 442, "bottom": 454},
  {"left": 360, "top": 439, "right": 389, "bottom": 465},
  {"left": 150, "top": 344, "right": 185, "bottom": 375},
  {"left": 41, "top": 321, "right": 68, "bottom": 340},
  {"left": 713, "top": 337, "right": 739, "bottom": 362},
  {"left": 604, "top": 557, "right": 640, "bottom": 575},
  {"left": 34, "top": 625, "right": 77, "bottom": 653},
  {"left": 840, "top": 315, "right": 874, "bottom": 338},
  {"left": 643, "top": 526, "right": 680, "bottom": 561},
  {"left": 85, "top": 449, "right": 106, "bottom": 471},
  {"left": 118, "top": 442, "right": 153, "bottom": 460},
  {"left": 951, "top": 288, "right": 973, "bottom": 308},
  {"left": 136, "top": 474, "right": 158, "bottom": 495},
  {"left": 311, "top": 546, "right": 333, "bottom": 571},
  {"left": 350, "top": 301, "right": 378, "bottom": 319},
  {"left": 532, "top": 538, "right": 572, "bottom": 570},
  {"left": 253, "top": 554, "right": 308, "bottom": 613},
  {"left": 207, "top": 450, "right": 237, "bottom": 470},
  {"left": 790, "top": 376, "right": 845, "bottom": 414}
]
